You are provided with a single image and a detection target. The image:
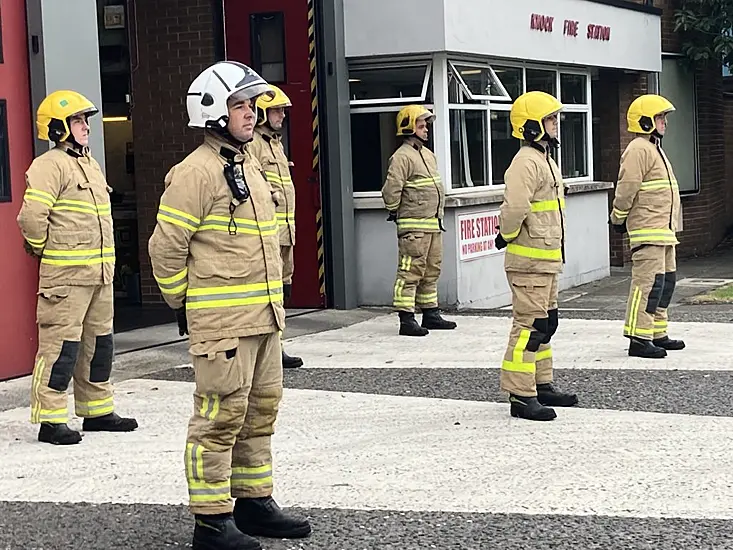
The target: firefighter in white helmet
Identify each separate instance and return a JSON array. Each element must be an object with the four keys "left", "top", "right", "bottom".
[
  {"left": 381, "top": 104, "right": 457, "bottom": 336},
  {"left": 148, "top": 61, "right": 311, "bottom": 550},
  {"left": 610, "top": 94, "right": 685, "bottom": 359},
  {"left": 495, "top": 90, "right": 579, "bottom": 421},
  {"left": 249, "top": 84, "right": 303, "bottom": 369}
]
